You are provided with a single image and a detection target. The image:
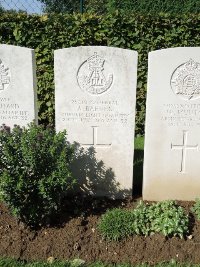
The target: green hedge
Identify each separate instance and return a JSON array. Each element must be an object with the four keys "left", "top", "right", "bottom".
[
  {"left": 0, "top": 13, "right": 199, "bottom": 135},
  {"left": 94, "top": 0, "right": 200, "bottom": 15},
  {"left": 31, "top": 0, "right": 200, "bottom": 15}
]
